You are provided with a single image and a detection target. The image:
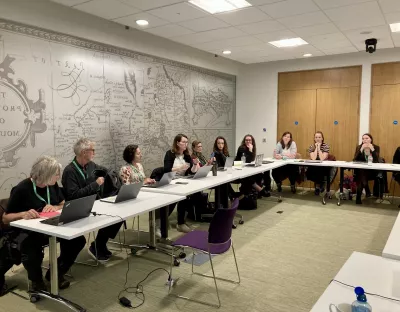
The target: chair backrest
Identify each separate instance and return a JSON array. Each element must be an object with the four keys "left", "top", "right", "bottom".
[
  {"left": 208, "top": 198, "right": 239, "bottom": 244},
  {"left": 327, "top": 154, "right": 336, "bottom": 161},
  {"left": 0, "top": 198, "right": 10, "bottom": 233},
  {"left": 150, "top": 167, "right": 164, "bottom": 181}
]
